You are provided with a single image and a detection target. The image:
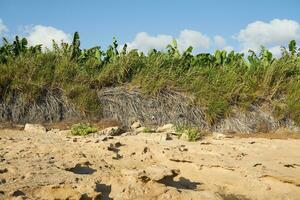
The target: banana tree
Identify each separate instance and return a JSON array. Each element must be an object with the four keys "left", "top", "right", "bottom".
[
  {"left": 192, "top": 53, "right": 214, "bottom": 67},
  {"left": 166, "top": 39, "right": 180, "bottom": 58},
  {"left": 214, "top": 50, "right": 227, "bottom": 66},
  {"left": 0, "top": 37, "right": 13, "bottom": 63},
  {"left": 12, "top": 36, "right": 28, "bottom": 56},
  {"left": 288, "top": 40, "right": 297, "bottom": 56},
  {"left": 247, "top": 50, "right": 259, "bottom": 65},
  {"left": 79, "top": 46, "right": 102, "bottom": 63},
  {"left": 259, "top": 46, "right": 274, "bottom": 64},
  {"left": 103, "top": 37, "right": 119, "bottom": 63},
  {"left": 71, "top": 32, "right": 81, "bottom": 60}
]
